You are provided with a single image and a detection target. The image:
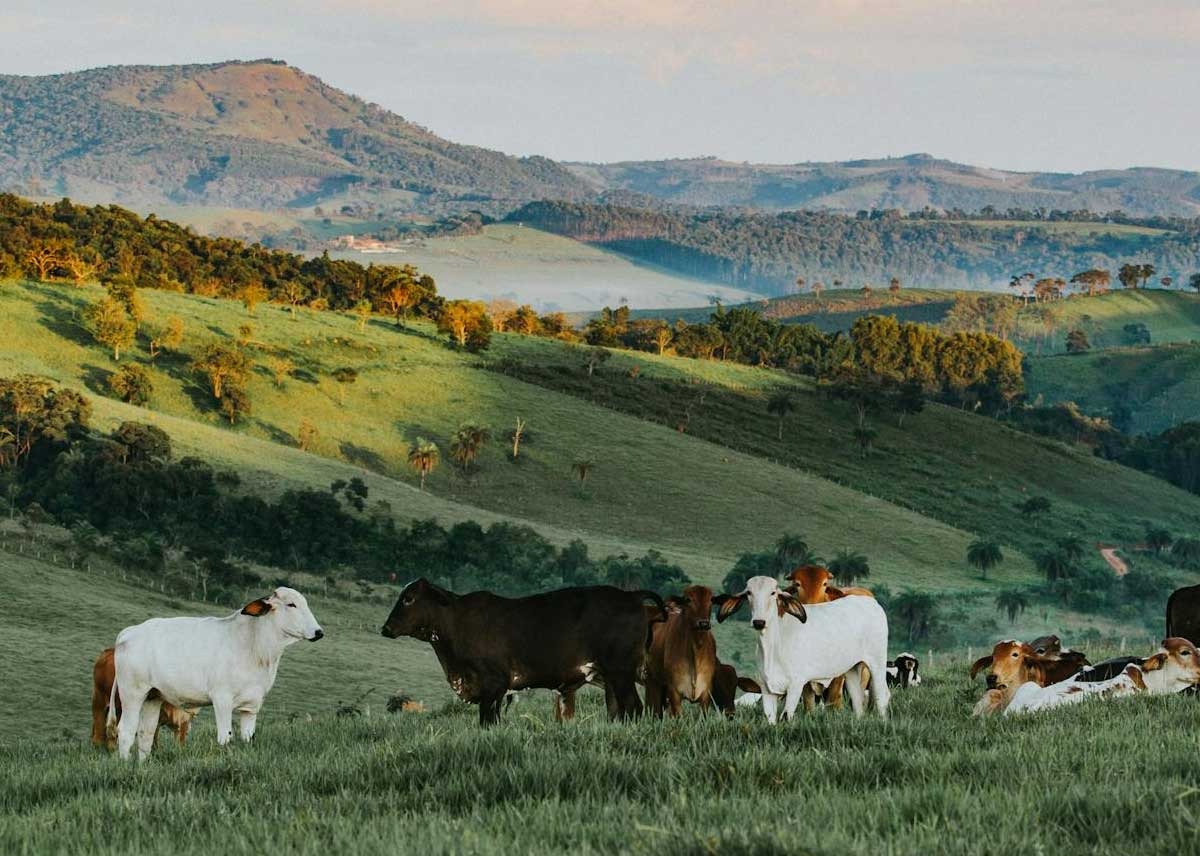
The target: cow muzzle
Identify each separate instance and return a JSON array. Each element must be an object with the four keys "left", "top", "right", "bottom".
[
  {"left": 381, "top": 626, "right": 398, "bottom": 639},
  {"left": 752, "top": 619, "right": 766, "bottom": 631},
  {"left": 309, "top": 629, "right": 324, "bottom": 641}
]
